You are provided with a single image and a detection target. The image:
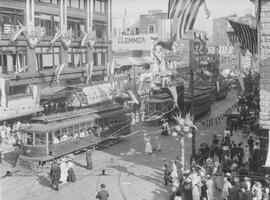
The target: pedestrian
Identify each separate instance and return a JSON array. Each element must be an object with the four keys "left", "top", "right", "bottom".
[
  {"left": 164, "top": 163, "right": 171, "bottom": 185},
  {"left": 200, "top": 178, "right": 208, "bottom": 200},
  {"left": 144, "top": 134, "right": 152, "bottom": 154},
  {"left": 153, "top": 132, "right": 161, "bottom": 152},
  {"left": 67, "top": 161, "right": 76, "bottom": 182},
  {"left": 60, "top": 159, "right": 68, "bottom": 184},
  {"left": 96, "top": 184, "right": 109, "bottom": 200},
  {"left": 206, "top": 175, "right": 214, "bottom": 200},
  {"left": 50, "top": 160, "right": 61, "bottom": 191},
  {"left": 86, "top": 148, "right": 93, "bottom": 170},
  {"left": 228, "top": 180, "right": 241, "bottom": 200}
]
